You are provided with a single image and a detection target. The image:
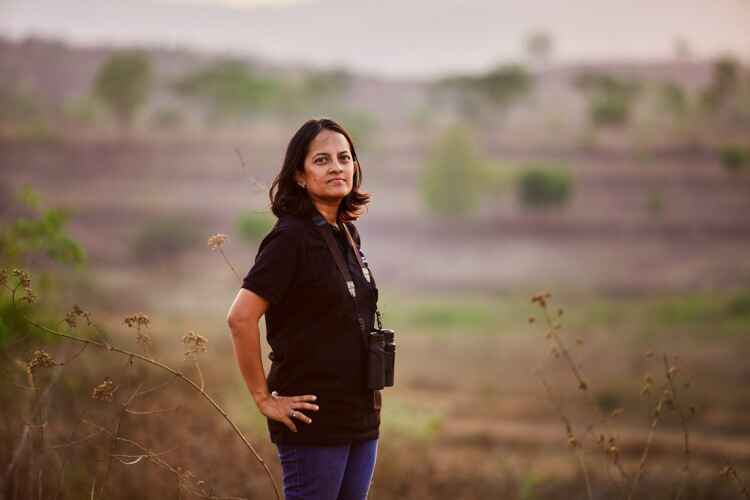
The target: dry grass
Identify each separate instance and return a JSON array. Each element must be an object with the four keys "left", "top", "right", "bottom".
[{"left": 2, "top": 247, "right": 750, "bottom": 499}]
